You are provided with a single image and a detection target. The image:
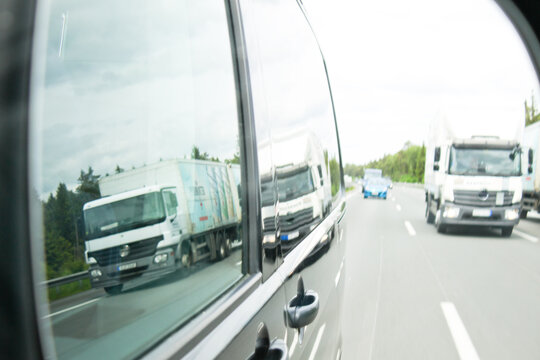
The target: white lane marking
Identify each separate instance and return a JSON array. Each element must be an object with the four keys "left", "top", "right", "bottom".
[
  {"left": 404, "top": 221, "right": 416, "bottom": 236},
  {"left": 441, "top": 302, "right": 480, "bottom": 360},
  {"left": 289, "top": 329, "right": 299, "bottom": 357},
  {"left": 44, "top": 298, "right": 99, "bottom": 319},
  {"left": 514, "top": 229, "right": 539, "bottom": 243},
  {"left": 308, "top": 323, "right": 326, "bottom": 360},
  {"left": 235, "top": 261, "right": 242, "bottom": 266},
  {"left": 368, "top": 242, "right": 384, "bottom": 360},
  {"left": 391, "top": 197, "right": 396, "bottom": 202},
  {"left": 335, "top": 260, "right": 344, "bottom": 287},
  {"left": 396, "top": 204, "right": 402, "bottom": 212}
]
